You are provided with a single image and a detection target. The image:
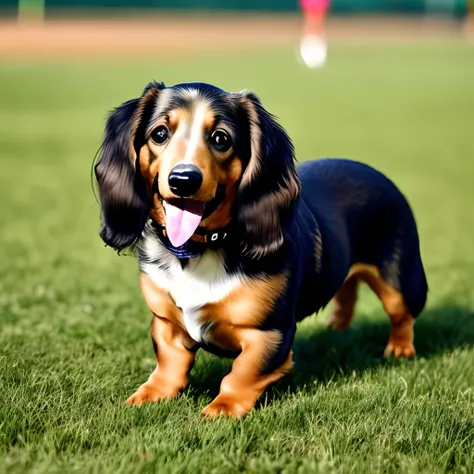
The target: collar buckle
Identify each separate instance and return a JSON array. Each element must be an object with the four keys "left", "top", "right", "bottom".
[{"left": 204, "top": 229, "right": 229, "bottom": 245}]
